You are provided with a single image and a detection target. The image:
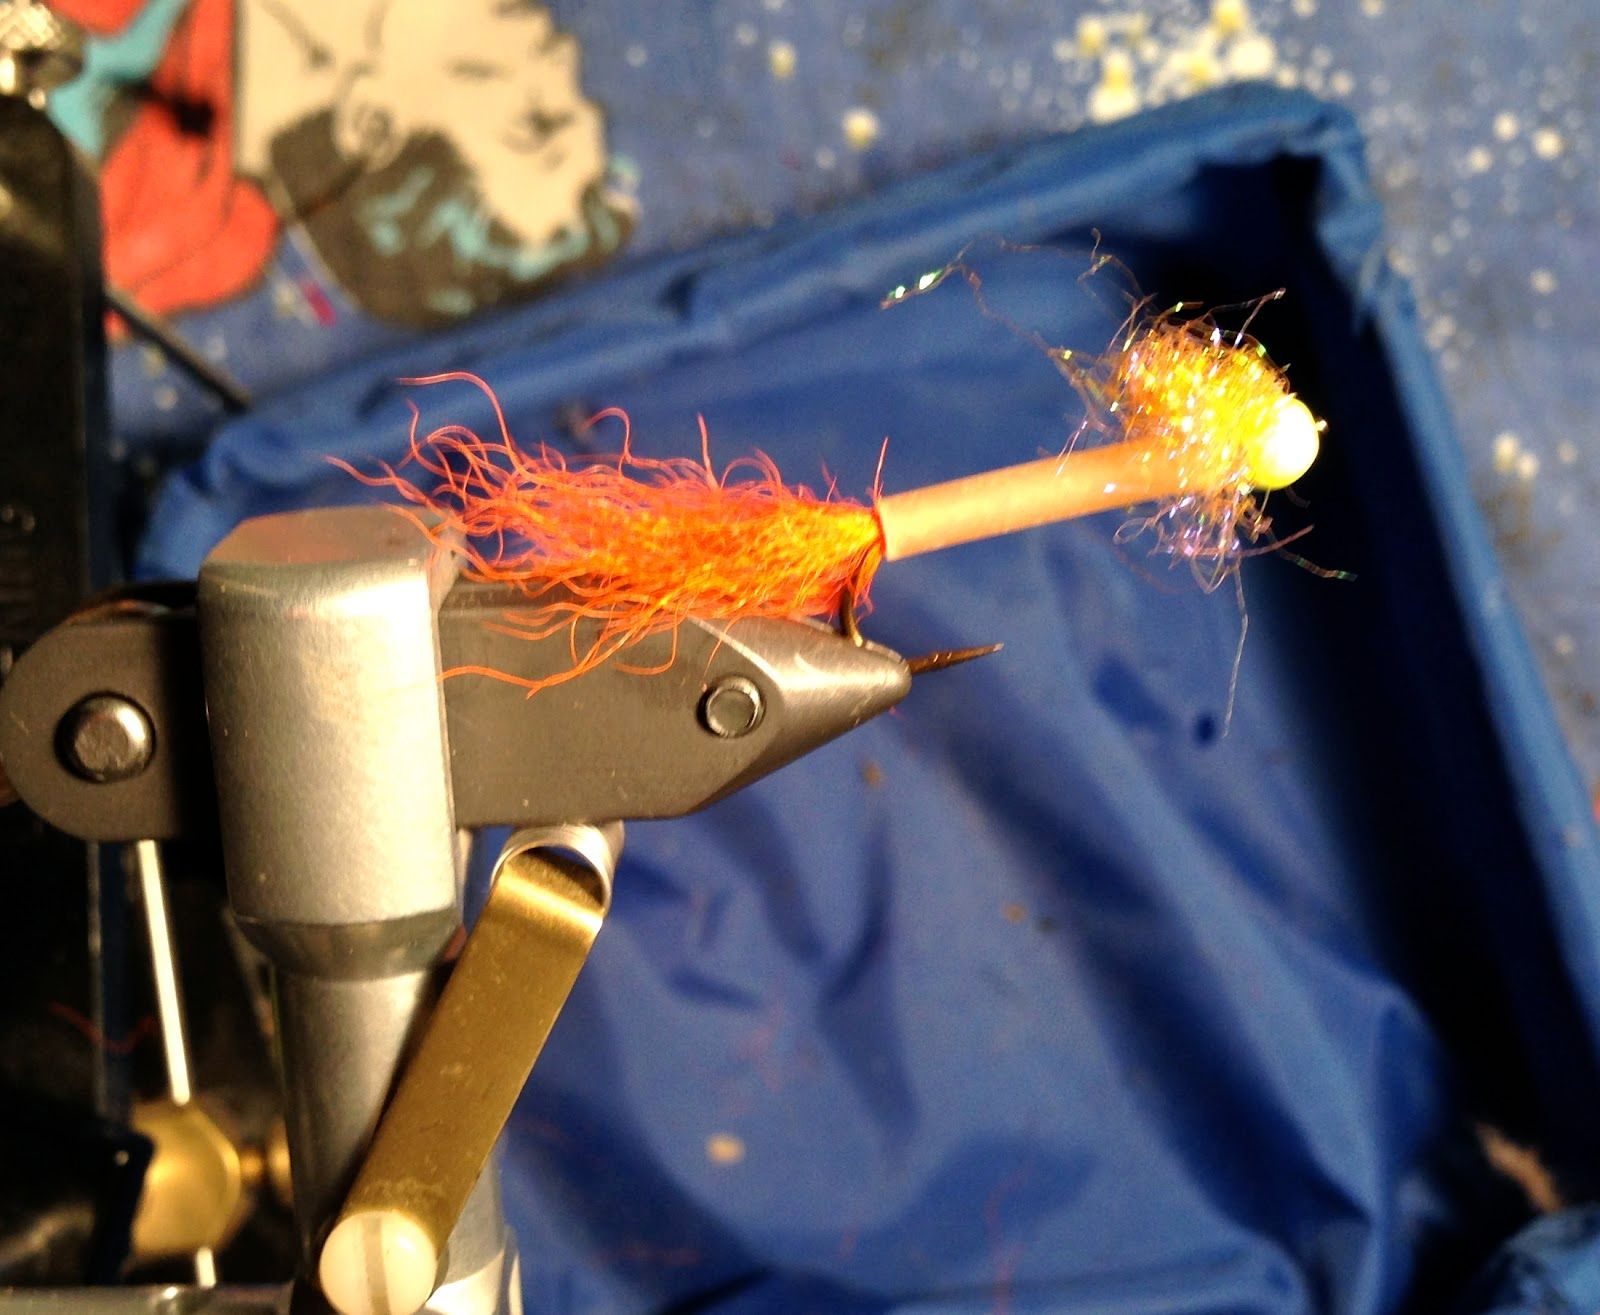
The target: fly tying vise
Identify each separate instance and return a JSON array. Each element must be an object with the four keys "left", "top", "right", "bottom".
[{"left": 340, "top": 295, "right": 1322, "bottom": 692}]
